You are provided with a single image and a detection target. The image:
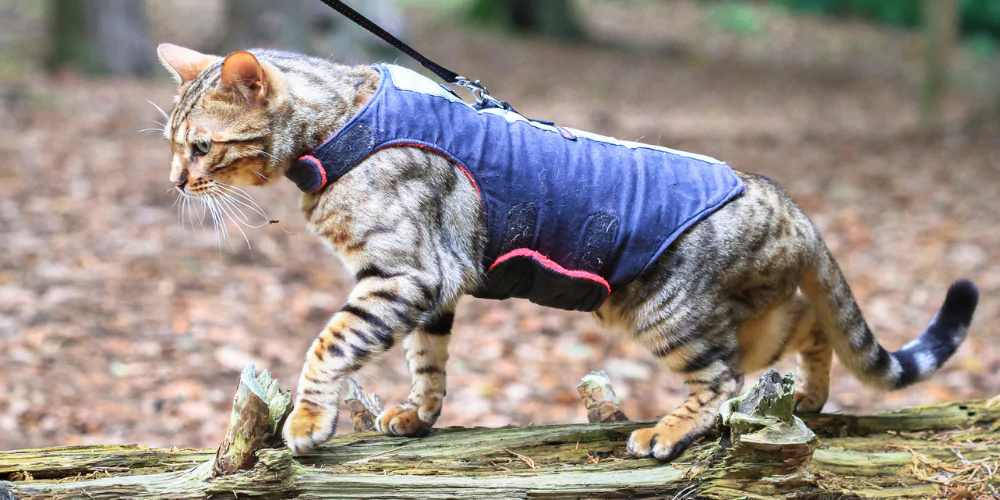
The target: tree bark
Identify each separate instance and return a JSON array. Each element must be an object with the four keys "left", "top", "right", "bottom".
[
  {"left": 2, "top": 369, "right": 998, "bottom": 498},
  {"left": 47, "top": 0, "right": 155, "bottom": 77}
]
